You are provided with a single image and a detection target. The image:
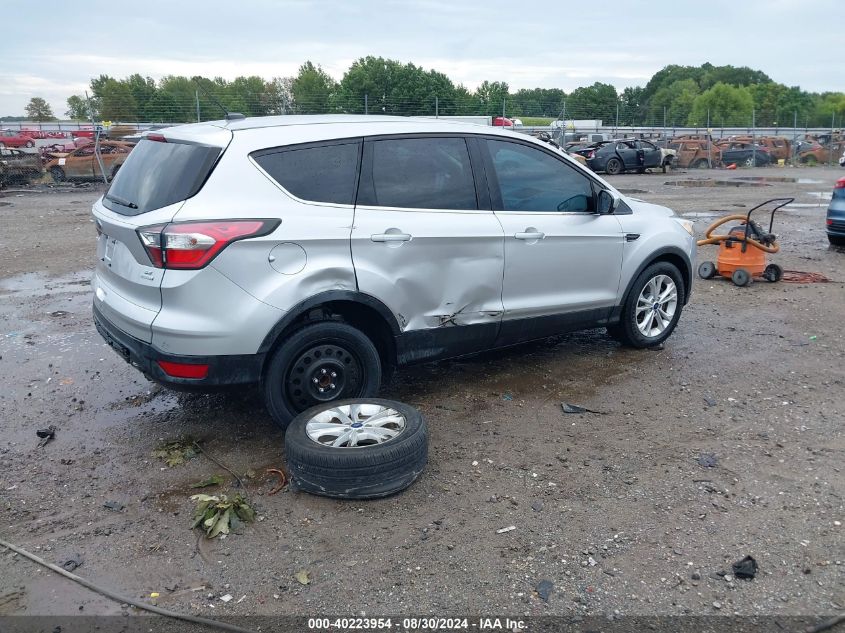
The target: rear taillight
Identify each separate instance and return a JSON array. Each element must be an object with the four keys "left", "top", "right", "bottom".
[
  {"left": 146, "top": 133, "right": 167, "bottom": 142},
  {"left": 137, "top": 220, "right": 279, "bottom": 270},
  {"left": 835, "top": 178, "right": 845, "bottom": 190}
]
